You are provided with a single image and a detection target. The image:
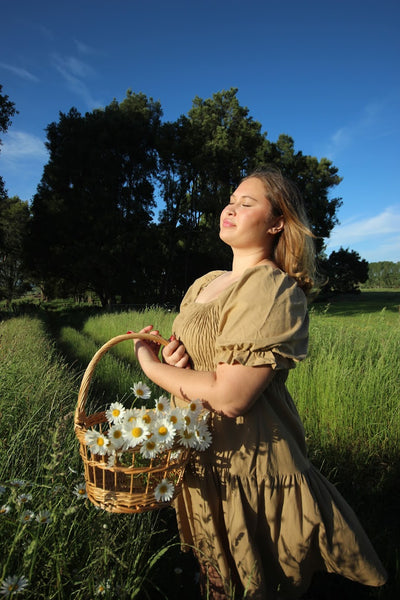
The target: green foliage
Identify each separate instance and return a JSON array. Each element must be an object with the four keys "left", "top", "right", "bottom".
[
  {"left": 0, "top": 196, "right": 32, "bottom": 305},
  {"left": 320, "top": 247, "right": 369, "bottom": 294},
  {"left": 364, "top": 261, "right": 400, "bottom": 288},
  {"left": 0, "top": 85, "right": 17, "bottom": 201}
]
